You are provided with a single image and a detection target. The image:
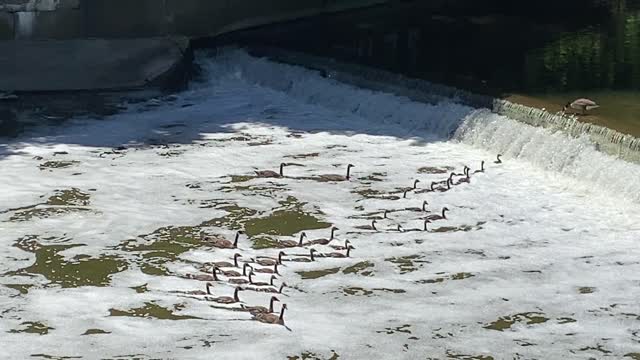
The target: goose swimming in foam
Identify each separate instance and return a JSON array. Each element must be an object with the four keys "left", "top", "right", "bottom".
[
  {"left": 304, "top": 227, "right": 338, "bottom": 246},
  {"left": 255, "top": 163, "right": 288, "bottom": 178},
  {"left": 425, "top": 207, "right": 449, "bottom": 221},
  {"left": 317, "top": 164, "right": 355, "bottom": 182}
]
